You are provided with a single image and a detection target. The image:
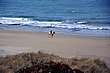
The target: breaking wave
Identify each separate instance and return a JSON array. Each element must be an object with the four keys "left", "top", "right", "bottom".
[{"left": 0, "top": 17, "right": 110, "bottom": 30}]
